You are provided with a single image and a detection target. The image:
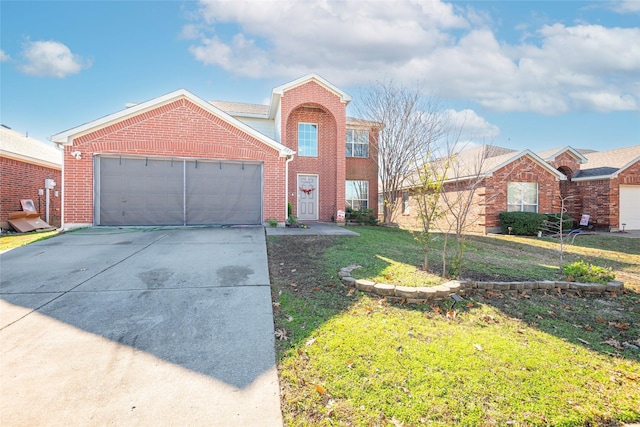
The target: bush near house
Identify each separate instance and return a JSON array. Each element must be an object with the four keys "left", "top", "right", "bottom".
[
  {"left": 345, "top": 208, "right": 378, "bottom": 225},
  {"left": 499, "top": 212, "right": 575, "bottom": 235},
  {"left": 499, "top": 211, "right": 546, "bottom": 235}
]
